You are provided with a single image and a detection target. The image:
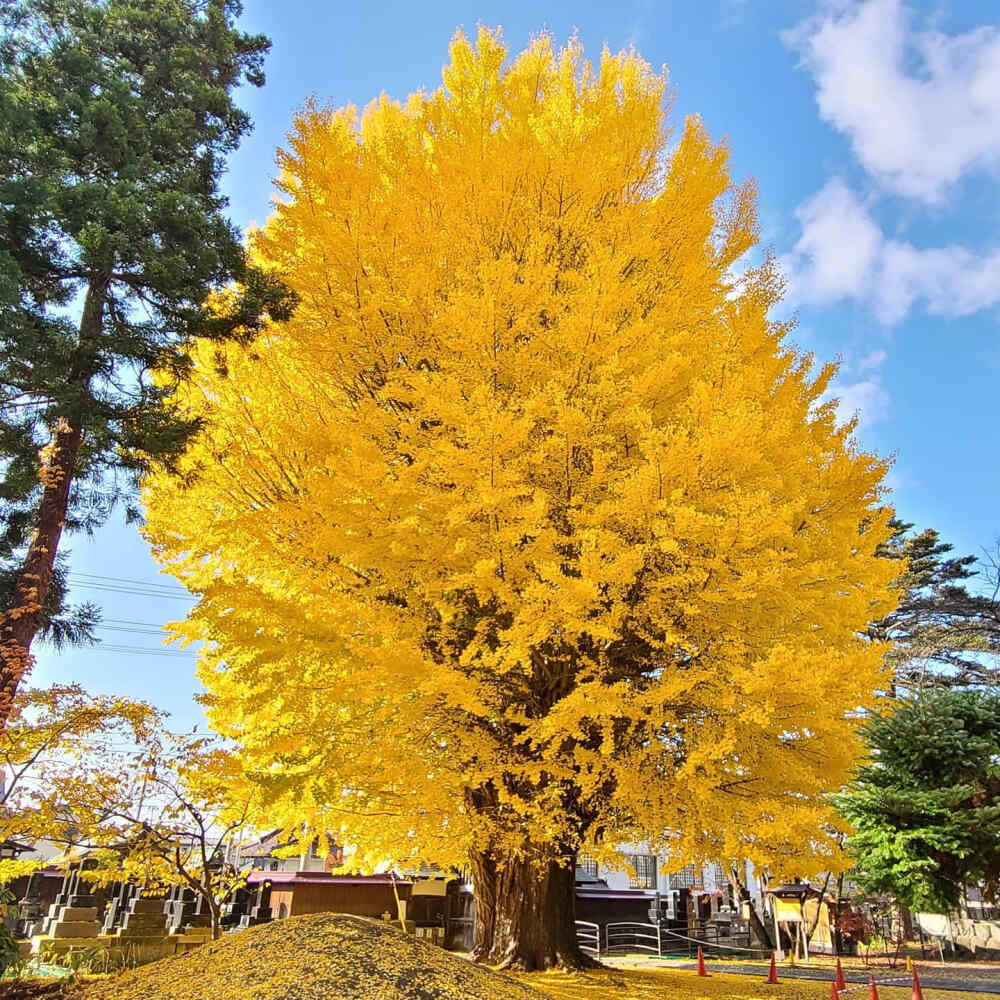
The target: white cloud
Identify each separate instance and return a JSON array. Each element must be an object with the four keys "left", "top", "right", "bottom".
[
  {"left": 834, "top": 375, "right": 891, "bottom": 428},
  {"left": 784, "top": 0, "right": 1000, "bottom": 203},
  {"left": 858, "top": 347, "right": 888, "bottom": 371},
  {"left": 878, "top": 240, "right": 1000, "bottom": 323},
  {"left": 829, "top": 344, "right": 890, "bottom": 429},
  {"left": 780, "top": 179, "right": 881, "bottom": 306},
  {"left": 782, "top": 179, "right": 1000, "bottom": 324}
]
